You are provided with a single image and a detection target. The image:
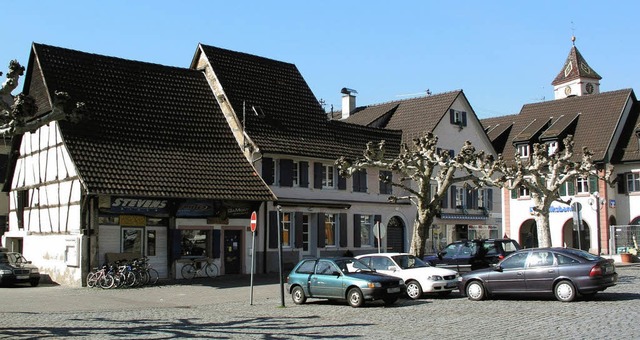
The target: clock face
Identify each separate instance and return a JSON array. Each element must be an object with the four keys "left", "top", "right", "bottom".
[
  {"left": 564, "top": 86, "right": 572, "bottom": 95},
  {"left": 586, "top": 83, "right": 594, "bottom": 94}
]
